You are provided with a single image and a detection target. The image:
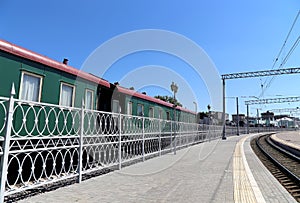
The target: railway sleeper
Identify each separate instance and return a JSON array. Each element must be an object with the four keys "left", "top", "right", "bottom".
[
  {"left": 280, "top": 177, "right": 291, "bottom": 180},
  {"left": 253, "top": 134, "right": 300, "bottom": 202},
  {"left": 275, "top": 174, "right": 287, "bottom": 178},
  {"left": 285, "top": 184, "right": 299, "bottom": 188}
]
